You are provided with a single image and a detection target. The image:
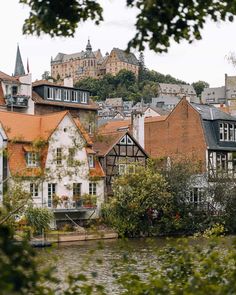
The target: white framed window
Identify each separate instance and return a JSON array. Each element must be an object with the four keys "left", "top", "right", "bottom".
[
  {"left": 219, "top": 123, "right": 223, "bottom": 141},
  {"left": 89, "top": 182, "right": 97, "bottom": 195},
  {"left": 188, "top": 188, "right": 204, "bottom": 205},
  {"left": 30, "top": 183, "right": 39, "bottom": 198},
  {"left": 55, "top": 89, "right": 61, "bottom": 100},
  {"left": 73, "top": 183, "right": 81, "bottom": 199},
  {"left": 56, "top": 148, "right": 62, "bottom": 165},
  {"left": 88, "top": 155, "right": 95, "bottom": 168},
  {"left": 119, "top": 163, "right": 126, "bottom": 175},
  {"left": 48, "top": 183, "right": 56, "bottom": 207},
  {"left": 224, "top": 123, "right": 229, "bottom": 141},
  {"left": 72, "top": 91, "right": 78, "bottom": 102},
  {"left": 120, "top": 136, "right": 126, "bottom": 145},
  {"left": 47, "top": 87, "right": 53, "bottom": 100},
  {"left": 64, "top": 90, "right": 70, "bottom": 101},
  {"left": 127, "top": 136, "right": 133, "bottom": 145},
  {"left": 68, "top": 148, "right": 75, "bottom": 166},
  {"left": 26, "top": 152, "right": 39, "bottom": 167},
  {"left": 81, "top": 92, "right": 88, "bottom": 103}
]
